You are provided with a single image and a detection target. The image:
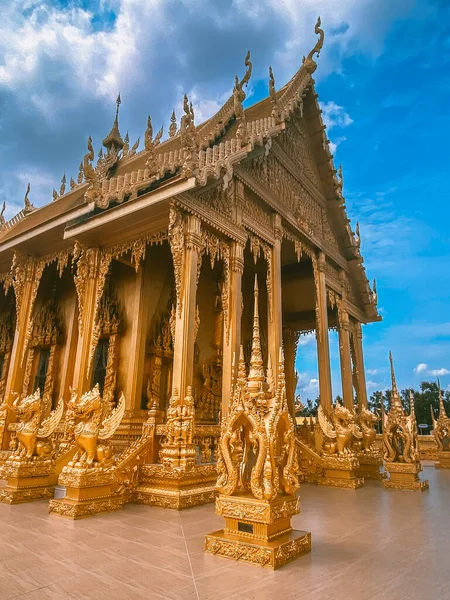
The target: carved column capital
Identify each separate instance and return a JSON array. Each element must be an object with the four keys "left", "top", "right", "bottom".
[
  {"left": 230, "top": 241, "right": 245, "bottom": 274},
  {"left": 273, "top": 213, "right": 283, "bottom": 241},
  {"left": 184, "top": 215, "right": 202, "bottom": 252}
]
